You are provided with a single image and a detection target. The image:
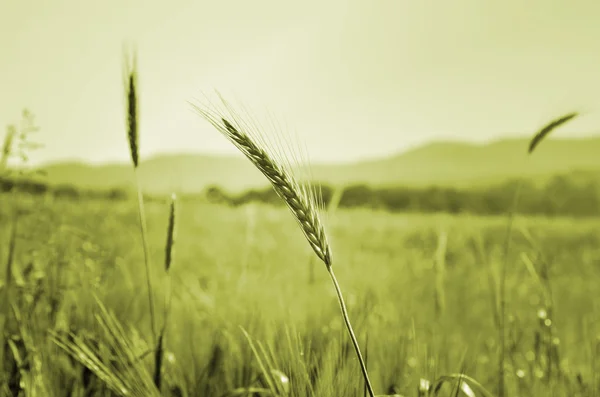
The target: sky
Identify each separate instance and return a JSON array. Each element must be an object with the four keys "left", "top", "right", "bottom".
[{"left": 2, "top": 0, "right": 600, "bottom": 166}]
